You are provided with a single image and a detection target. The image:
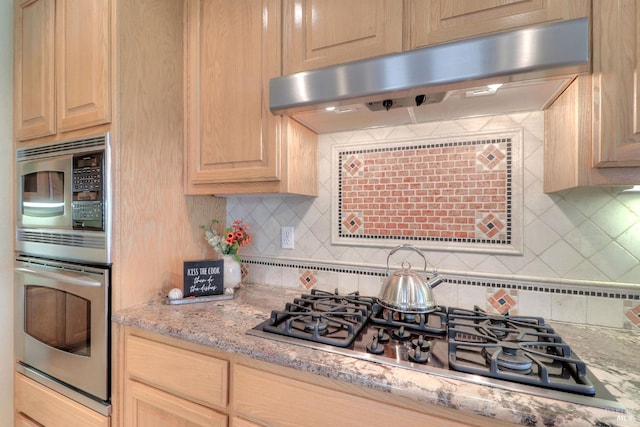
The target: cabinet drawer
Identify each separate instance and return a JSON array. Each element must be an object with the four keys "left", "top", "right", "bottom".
[
  {"left": 14, "top": 373, "right": 109, "bottom": 427},
  {"left": 126, "top": 334, "right": 229, "bottom": 410},
  {"left": 233, "top": 364, "right": 473, "bottom": 427}
]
